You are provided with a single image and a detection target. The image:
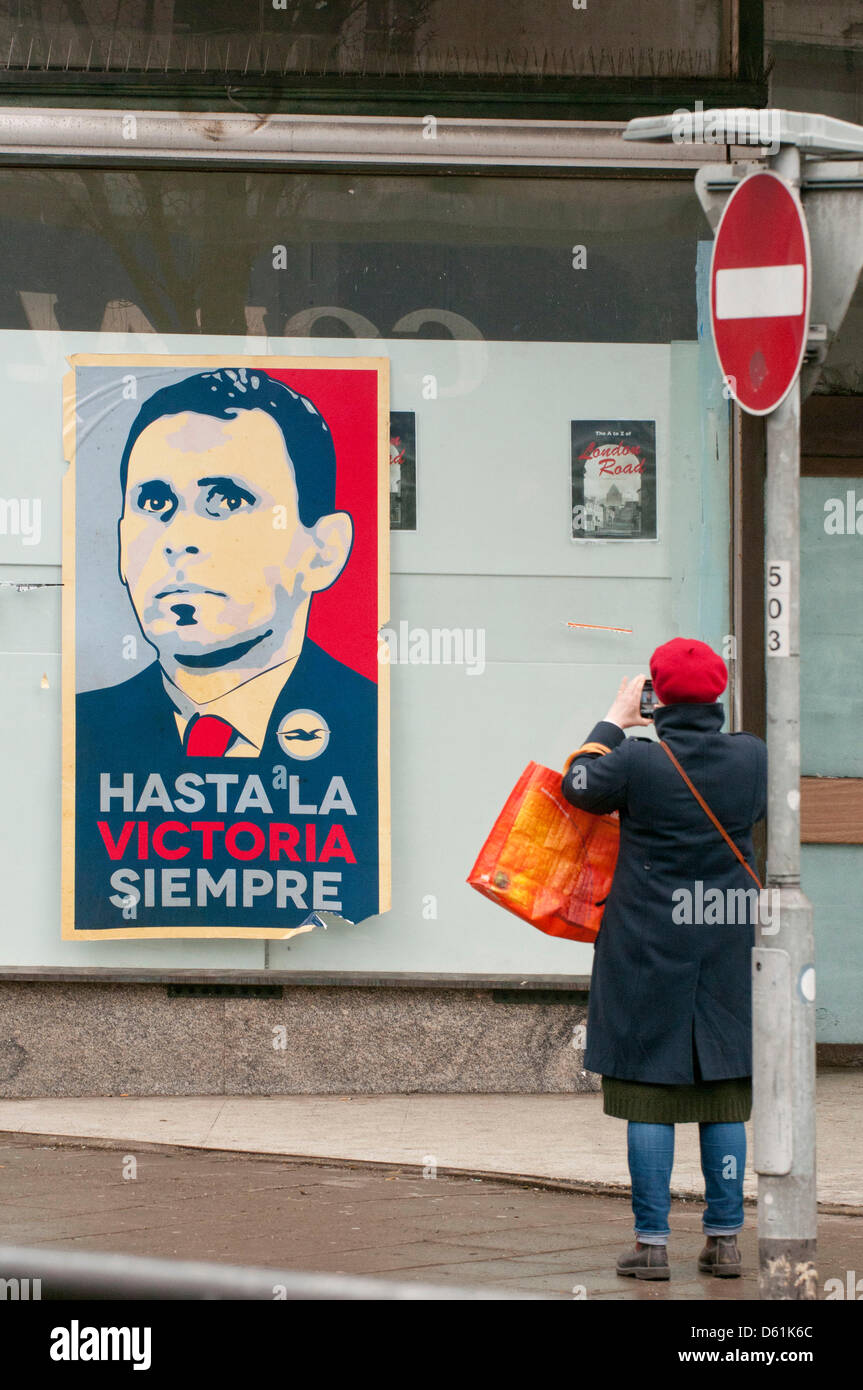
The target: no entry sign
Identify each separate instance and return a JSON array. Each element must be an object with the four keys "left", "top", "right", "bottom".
[{"left": 710, "top": 170, "right": 811, "bottom": 415}]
